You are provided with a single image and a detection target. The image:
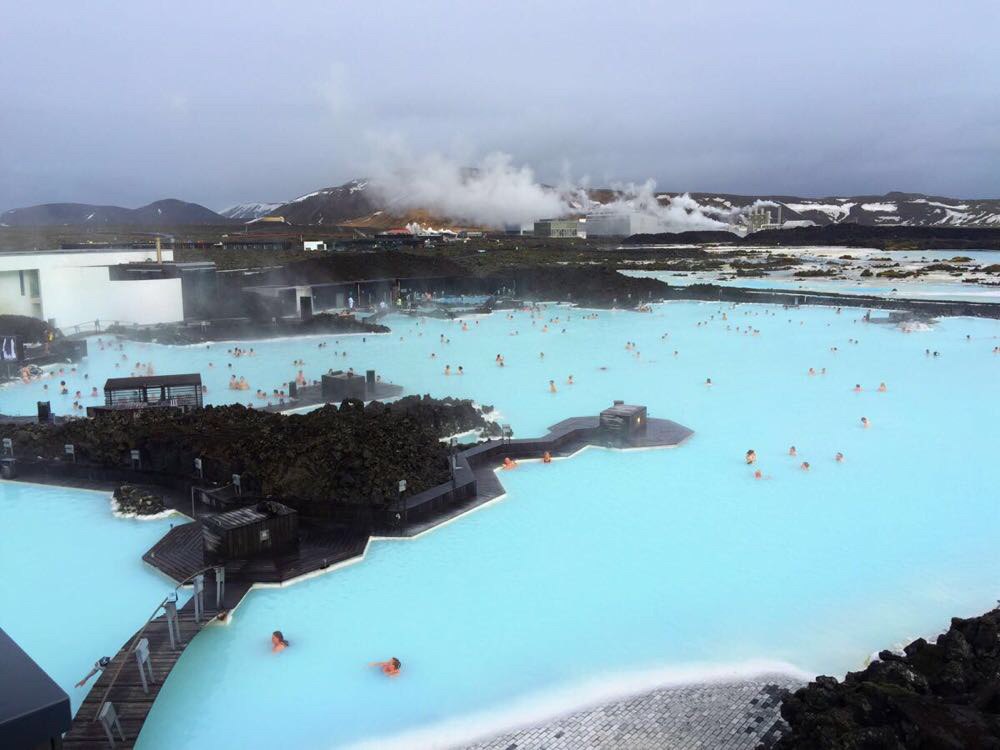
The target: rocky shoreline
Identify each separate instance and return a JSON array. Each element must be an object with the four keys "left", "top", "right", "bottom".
[
  {"left": 106, "top": 312, "right": 388, "bottom": 344},
  {"left": 0, "top": 396, "right": 494, "bottom": 515},
  {"left": 774, "top": 608, "right": 1000, "bottom": 748}
]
